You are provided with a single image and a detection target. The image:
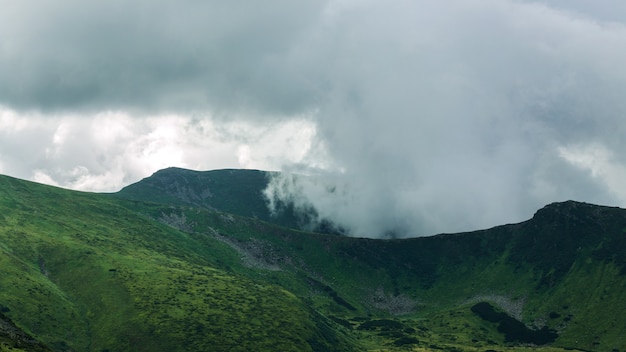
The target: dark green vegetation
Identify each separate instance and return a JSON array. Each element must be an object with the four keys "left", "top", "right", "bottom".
[{"left": 1, "top": 168, "right": 626, "bottom": 351}]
